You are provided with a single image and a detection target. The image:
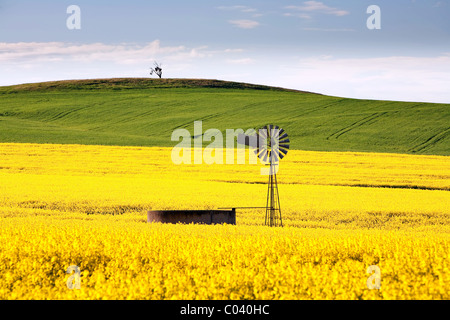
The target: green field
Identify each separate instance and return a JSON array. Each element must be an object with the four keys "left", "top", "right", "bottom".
[{"left": 0, "top": 78, "right": 448, "bottom": 155}]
